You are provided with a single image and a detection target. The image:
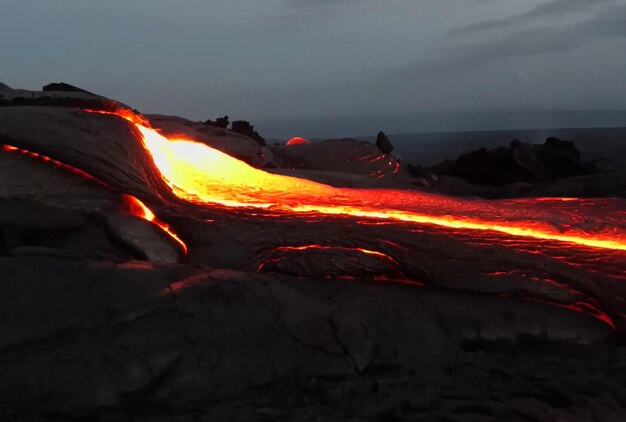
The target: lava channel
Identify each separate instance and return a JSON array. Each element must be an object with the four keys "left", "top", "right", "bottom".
[
  {"left": 77, "top": 109, "right": 626, "bottom": 252},
  {"left": 129, "top": 123, "right": 626, "bottom": 252},
  {"left": 1, "top": 143, "right": 187, "bottom": 254}
]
